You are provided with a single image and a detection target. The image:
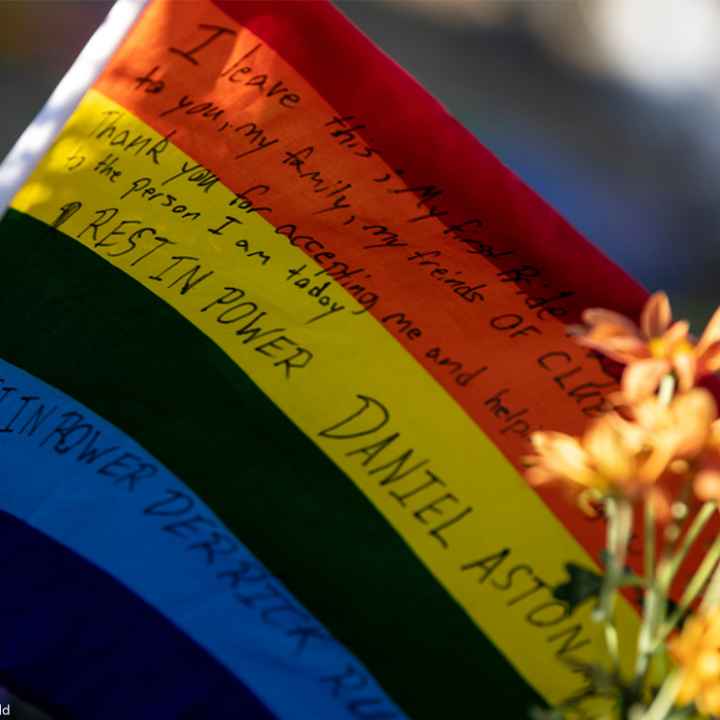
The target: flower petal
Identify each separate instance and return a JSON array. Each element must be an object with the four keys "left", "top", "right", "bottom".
[
  {"left": 621, "top": 358, "right": 669, "bottom": 403},
  {"left": 582, "top": 308, "right": 639, "bottom": 335},
  {"left": 673, "top": 350, "right": 698, "bottom": 392},
  {"left": 639, "top": 443, "right": 674, "bottom": 485},
  {"left": 641, "top": 292, "right": 672, "bottom": 338},
  {"left": 584, "top": 418, "right": 633, "bottom": 482},
  {"left": 663, "top": 320, "right": 690, "bottom": 348},
  {"left": 604, "top": 336, "right": 651, "bottom": 356},
  {"left": 575, "top": 334, "right": 649, "bottom": 364},
  {"left": 546, "top": 435, "right": 593, "bottom": 482},
  {"left": 698, "top": 306, "right": 720, "bottom": 357},
  {"left": 672, "top": 388, "right": 717, "bottom": 456},
  {"left": 527, "top": 432, "right": 596, "bottom": 488},
  {"left": 525, "top": 465, "right": 554, "bottom": 487},
  {"left": 702, "top": 685, "right": 720, "bottom": 717},
  {"left": 676, "top": 672, "right": 702, "bottom": 707},
  {"left": 698, "top": 340, "right": 720, "bottom": 374}
]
